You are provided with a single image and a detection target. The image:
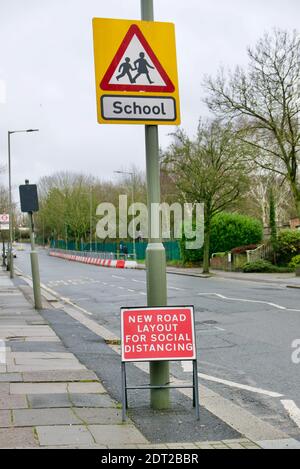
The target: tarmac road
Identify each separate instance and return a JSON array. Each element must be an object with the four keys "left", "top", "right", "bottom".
[{"left": 15, "top": 246, "right": 300, "bottom": 442}]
